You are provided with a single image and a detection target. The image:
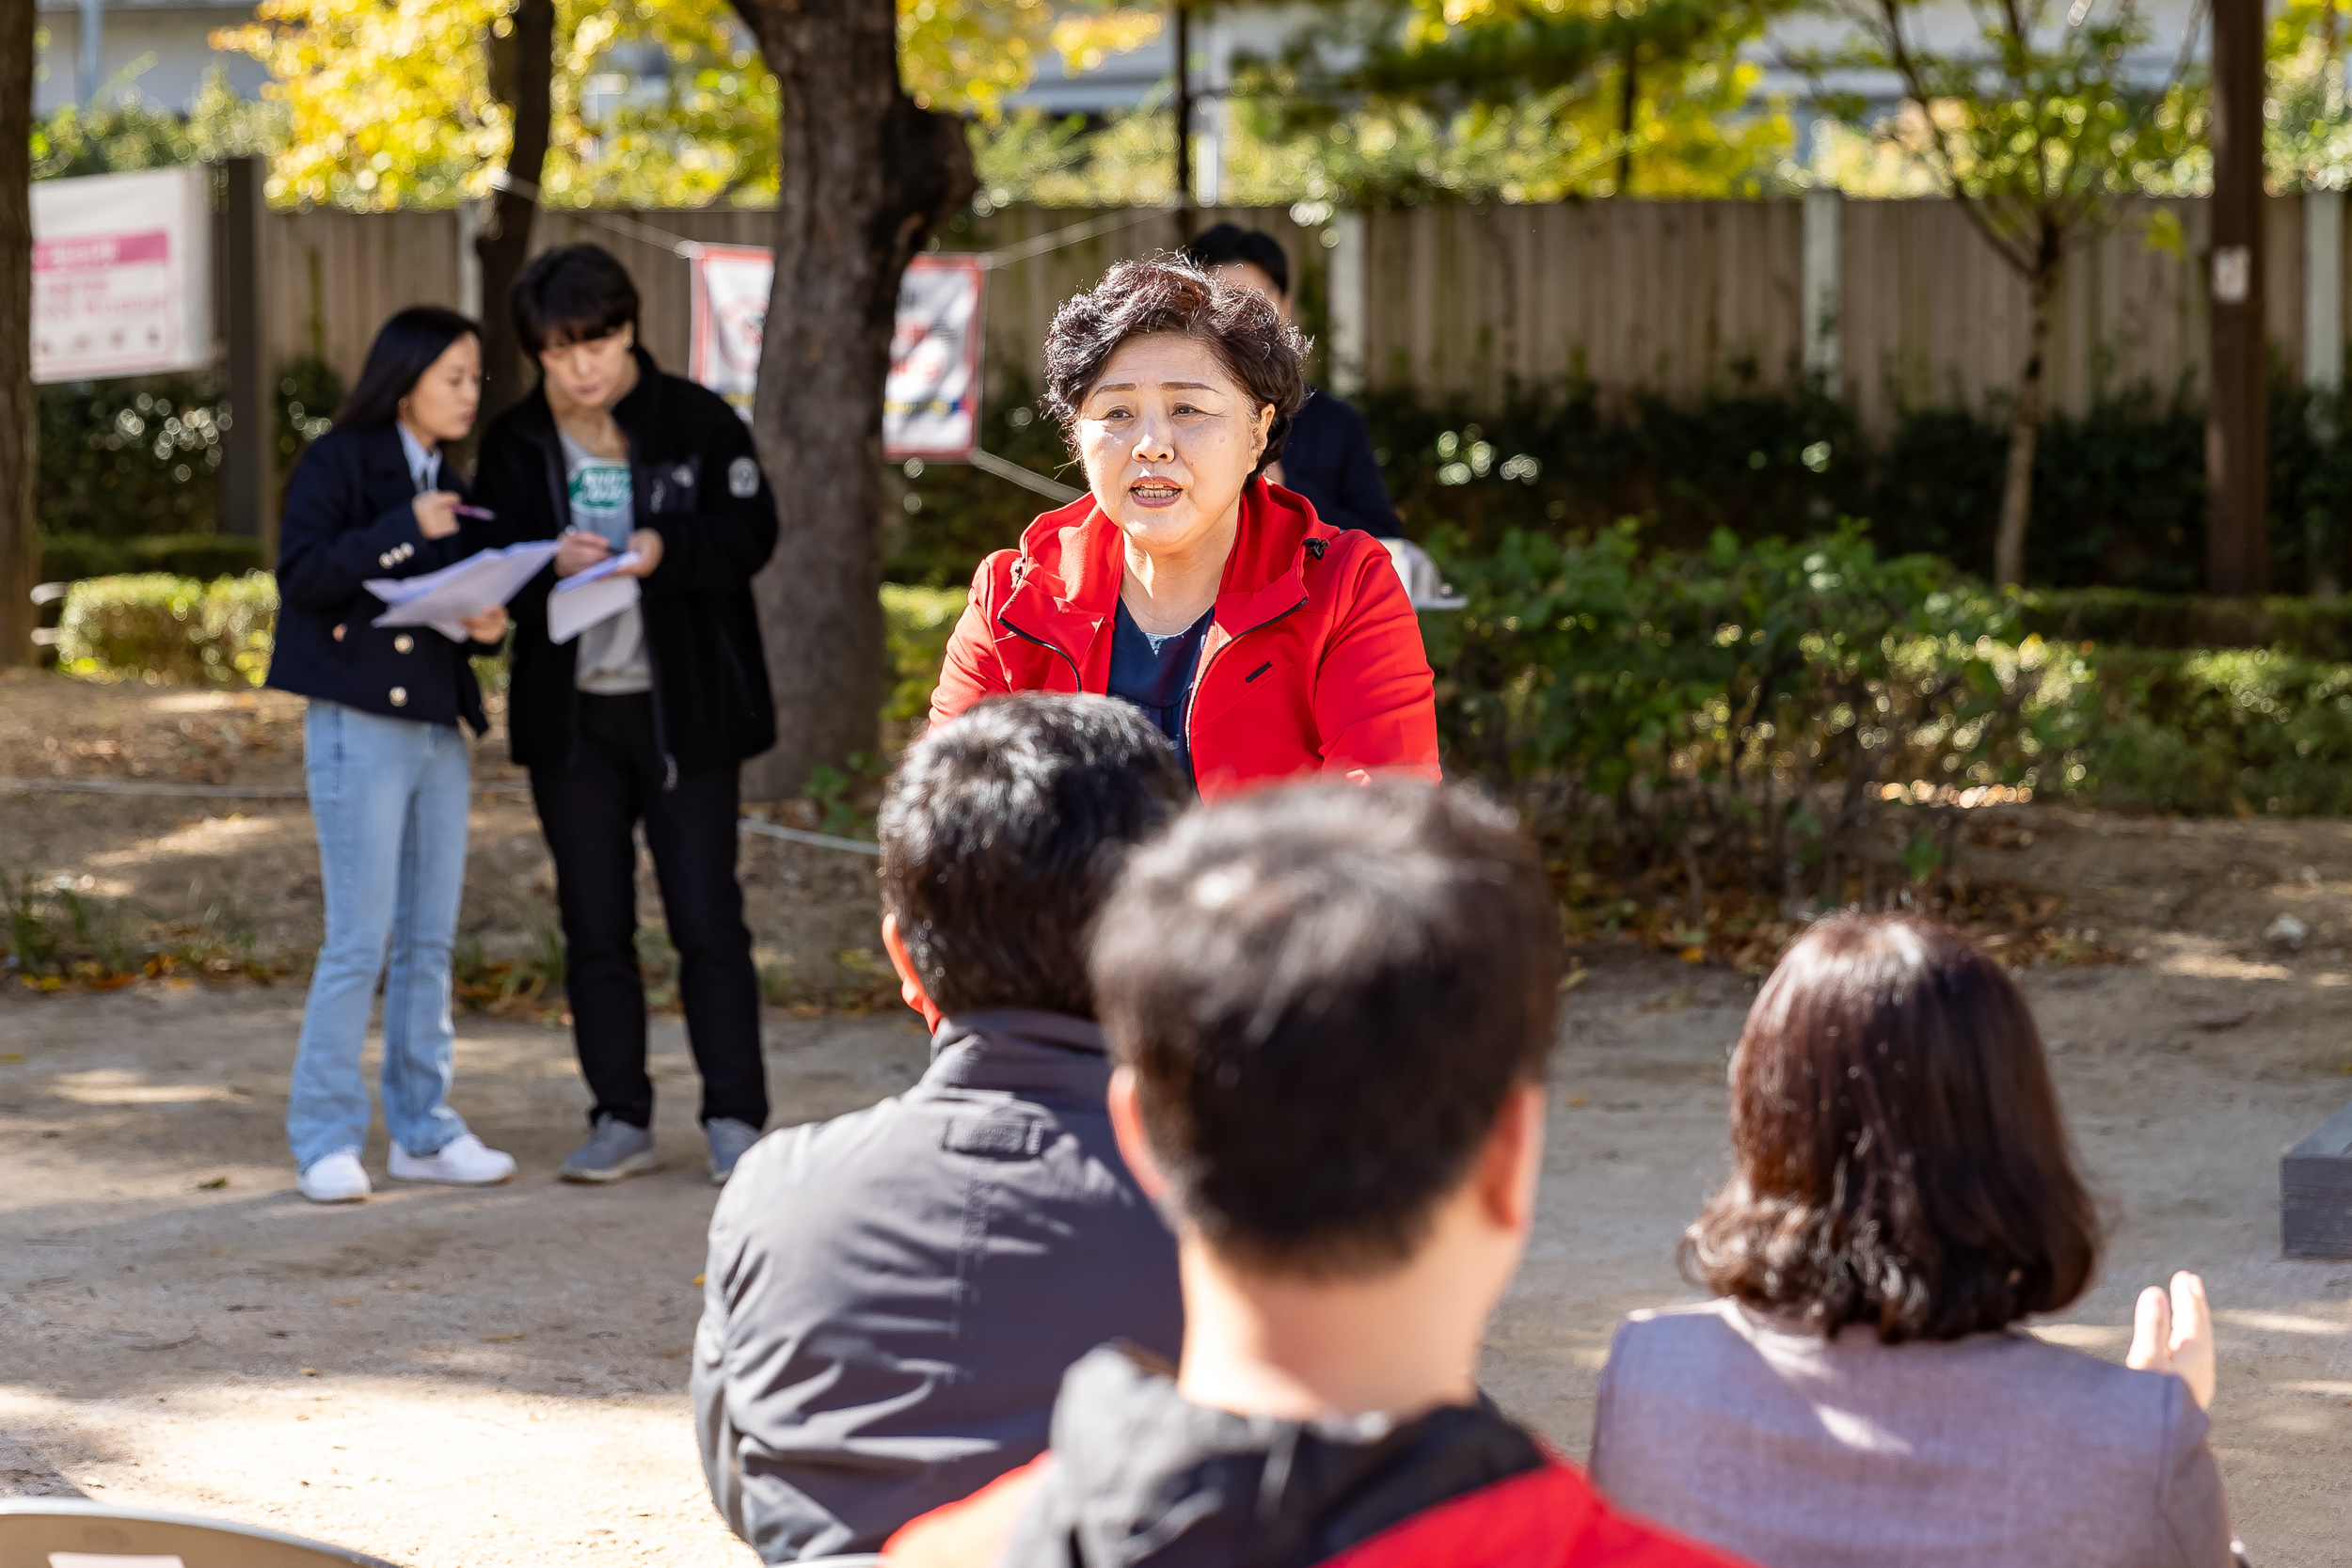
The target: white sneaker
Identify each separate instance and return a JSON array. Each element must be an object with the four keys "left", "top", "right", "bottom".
[
  {"left": 388, "top": 1132, "right": 517, "bottom": 1186},
  {"left": 298, "top": 1150, "right": 371, "bottom": 1204}
]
